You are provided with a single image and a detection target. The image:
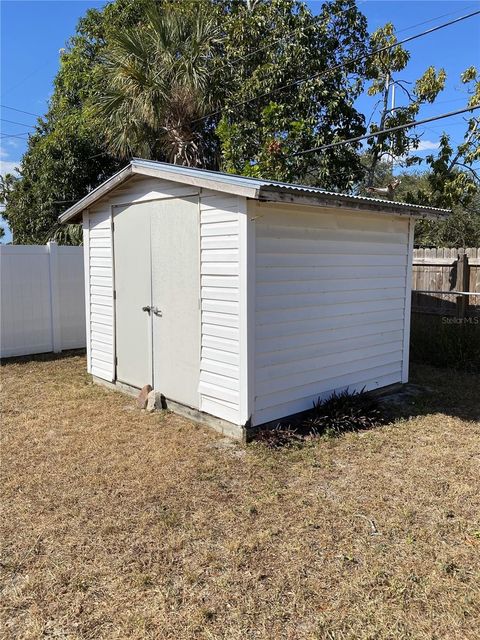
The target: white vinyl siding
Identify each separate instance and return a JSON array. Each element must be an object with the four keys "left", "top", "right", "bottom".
[
  {"left": 251, "top": 202, "right": 410, "bottom": 426},
  {"left": 81, "top": 171, "right": 416, "bottom": 433},
  {"left": 85, "top": 205, "right": 114, "bottom": 381},
  {"left": 105, "top": 175, "right": 199, "bottom": 206},
  {"left": 199, "top": 193, "right": 243, "bottom": 425}
]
